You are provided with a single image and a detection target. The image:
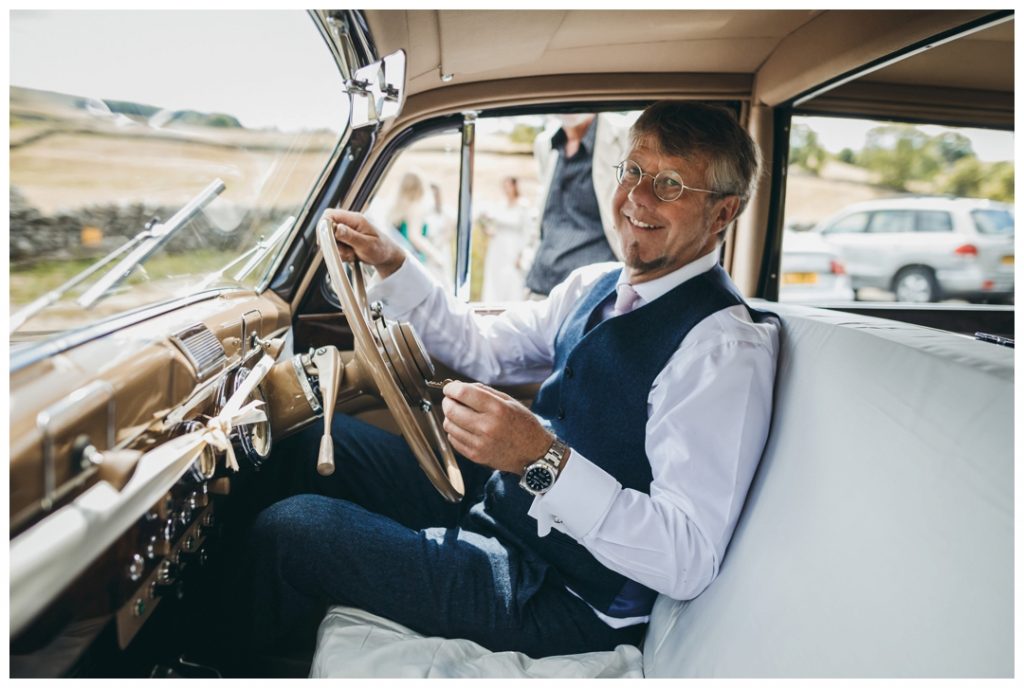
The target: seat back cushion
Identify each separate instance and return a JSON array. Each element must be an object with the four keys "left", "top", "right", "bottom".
[{"left": 643, "top": 304, "right": 1013, "bottom": 677}]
